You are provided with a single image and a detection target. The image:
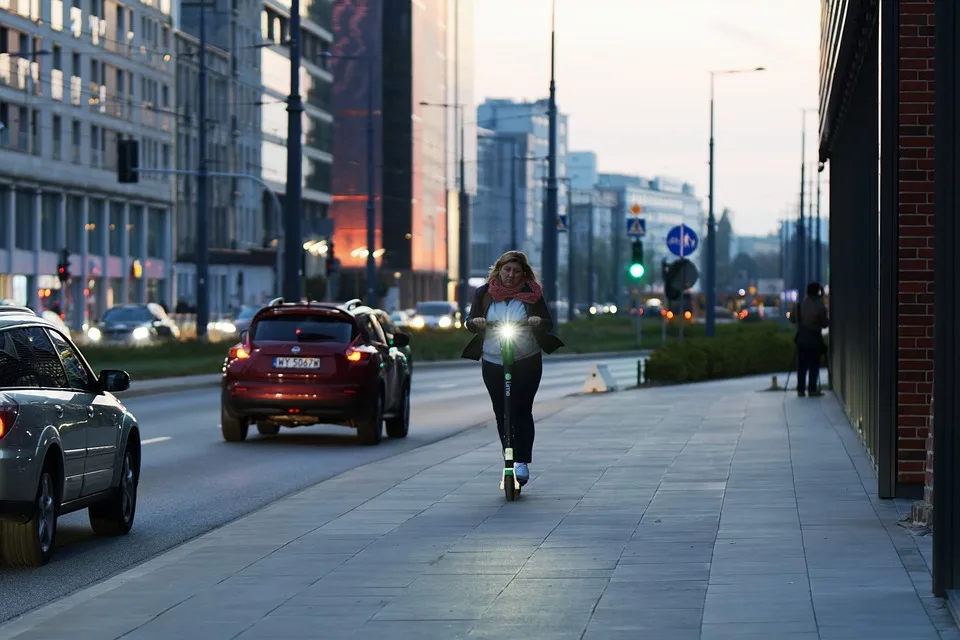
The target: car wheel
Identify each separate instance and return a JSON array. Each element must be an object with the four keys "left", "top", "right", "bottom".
[
  {"left": 257, "top": 422, "right": 280, "bottom": 436},
  {"left": 385, "top": 382, "right": 410, "bottom": 439},
  {"left": 221, "top": 406, "right": 248, "bottom": 442},
  {"left": 0, "top": 462, "right": 58, "bottom": 567},
  {"left": 89, "top": 440, "right": 139, "bottom": 536},
  {"left": 357, "top": 392, "right": 383, "bottom": 446}
]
